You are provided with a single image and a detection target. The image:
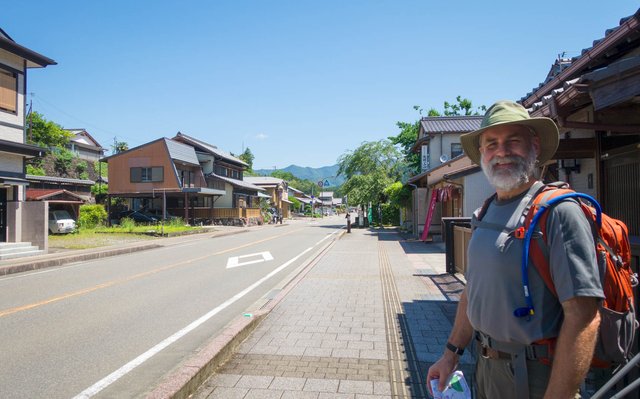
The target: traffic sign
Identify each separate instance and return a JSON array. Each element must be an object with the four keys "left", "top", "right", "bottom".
[
  {"left": 317, "top": 181, "right": 323, "bottom": 188},
  {"left": 323, "top": 179, "right": 330, "bottom": 187}
]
